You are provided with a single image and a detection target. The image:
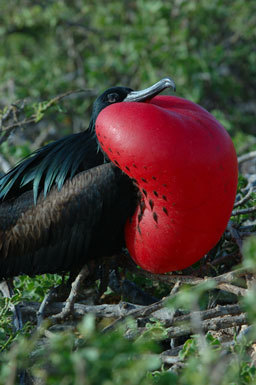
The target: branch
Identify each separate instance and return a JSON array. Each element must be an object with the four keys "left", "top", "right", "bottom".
[
  {"left": 166, "top": 313, "right": 247, "bottom": 338},
  {"left": 238, "top": 151, "right": 256, "bottom": 164},
  {"left": 232, "top": 206, "right": 256, "bottom": 216},
  {"left": 0, "top": 89, "right": 94, "bottom": 145},
  {"left": 169, "top": 304, "right": 242, "bottom": 325},
  {"left": 234, "top": 186, "right": 254, "bottom": 208},
  {"left": 51, "top": 265, "right": 89, "bottom": 322}
]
